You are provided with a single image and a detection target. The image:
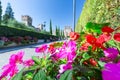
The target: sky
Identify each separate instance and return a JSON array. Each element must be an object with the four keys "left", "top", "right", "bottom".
[{"left": 1, "top": 0, "right": 85, "bottom": 31}]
